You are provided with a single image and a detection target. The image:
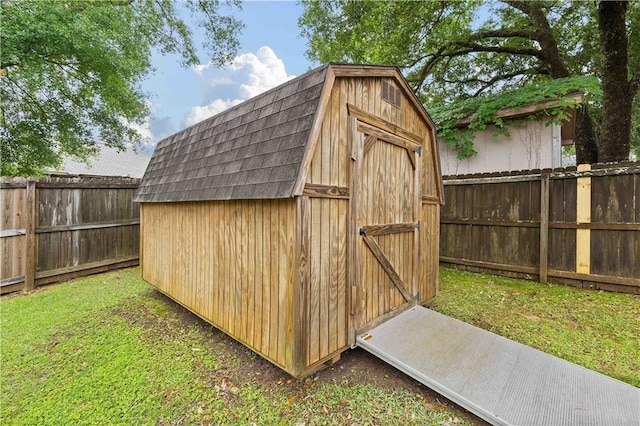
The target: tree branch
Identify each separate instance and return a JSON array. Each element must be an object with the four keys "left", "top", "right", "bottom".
[
  {"left": 3, "top": 75, "right": 49, "bottom": 121},
  {"left": 502, "top": 0, "right": 570, "bottom": 78},
  {"left": 472, "top": 67, "right": 547, "bottom": 96},
  {"left": 437, "top": 66, "right": 548, "bottom": 96},
  {"left": 452, "top": 41, "right": 542, "bottom": 57},
  {"left": 503, "top": 0, "right": 533, "bottom": 16},
  {"left": 471, "top": 28, "right": 536, "bottom": 40},
  {"left": 410, "top": 31, "right": 544, "bottom": 89},
  {"left": 47, "top": 59, "right": 98, "bottom": 87}
]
